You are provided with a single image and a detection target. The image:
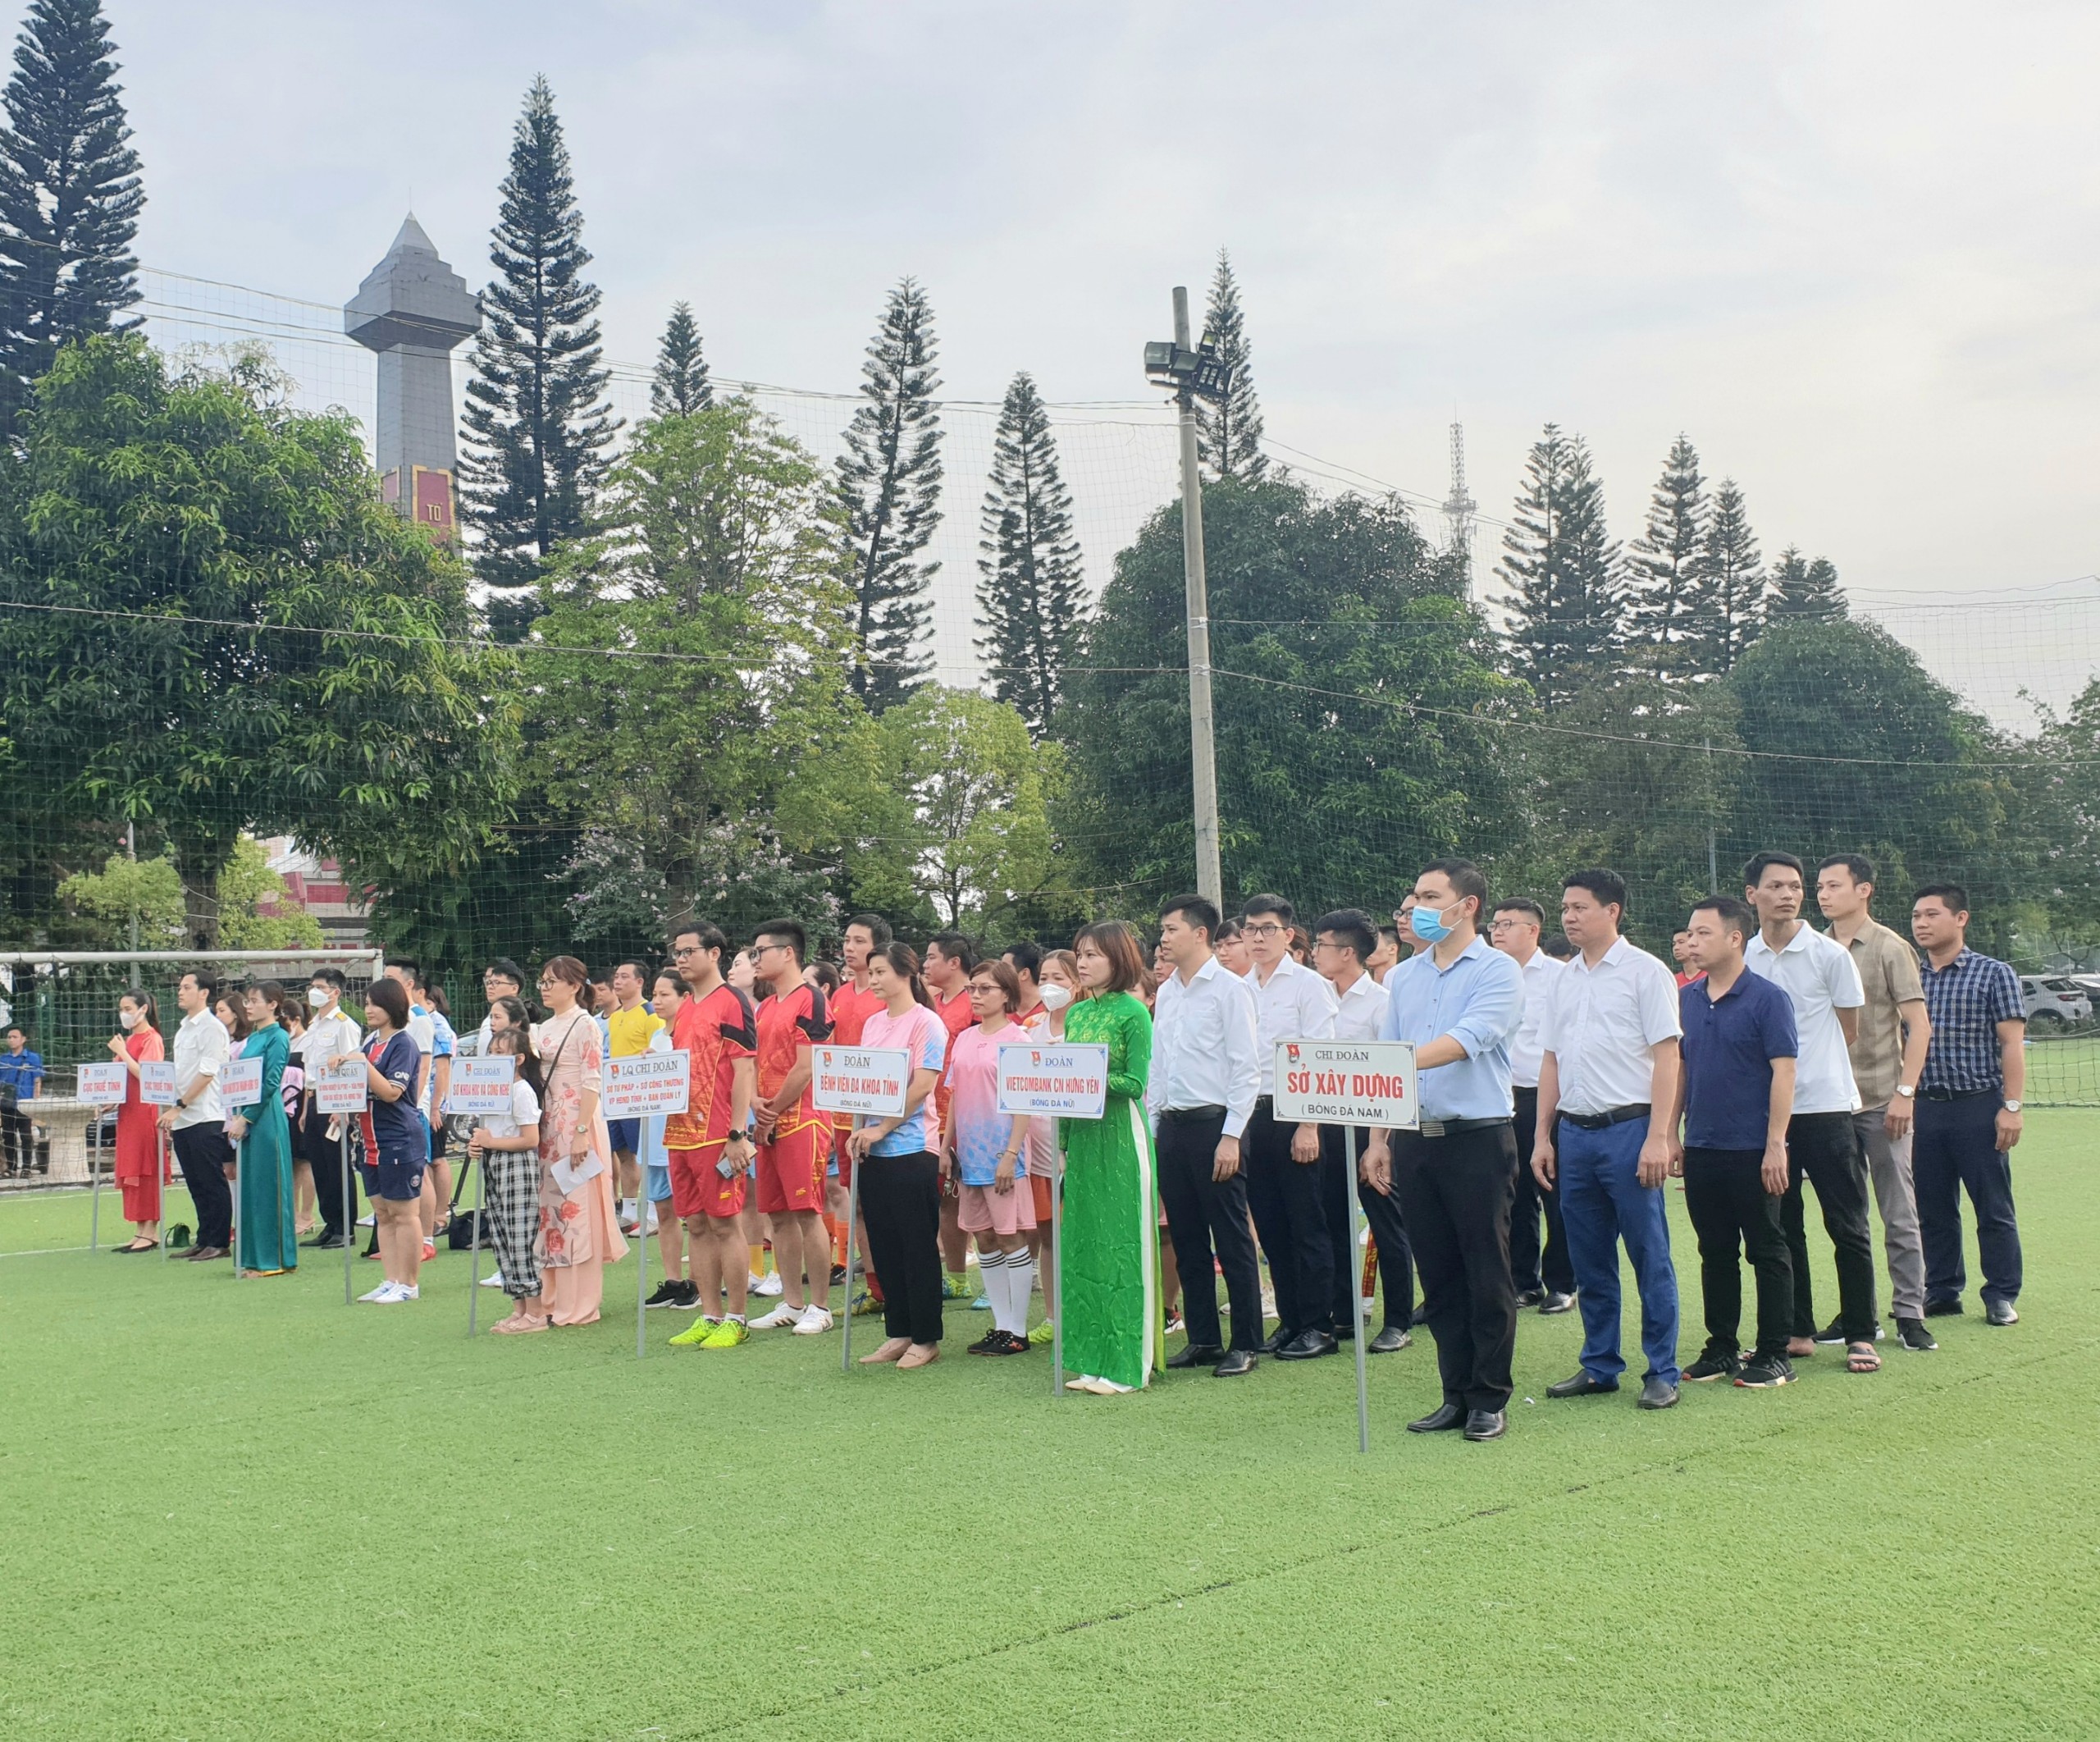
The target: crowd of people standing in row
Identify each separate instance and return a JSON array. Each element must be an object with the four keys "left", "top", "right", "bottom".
[{"left": 25, "top": 848, "right": 2029, "bottom": 1440}]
